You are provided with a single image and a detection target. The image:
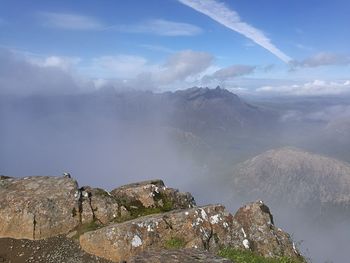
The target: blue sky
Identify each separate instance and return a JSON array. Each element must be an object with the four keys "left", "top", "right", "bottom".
[{"left": 0, "top": 0, "right": 349, "bottom": 95}]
